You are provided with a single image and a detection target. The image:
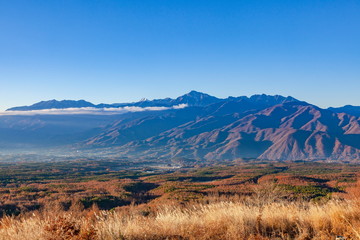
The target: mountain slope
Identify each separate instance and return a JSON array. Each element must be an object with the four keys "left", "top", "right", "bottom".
[
  {"left": 83, "top": 94, "right": 300, "bottom": 149},
  {"left": 94, "top": 102, "right": 360, "bottom": 161},
  {"left": 329, "top": 105, "right": 360, "bottom": 117}
]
